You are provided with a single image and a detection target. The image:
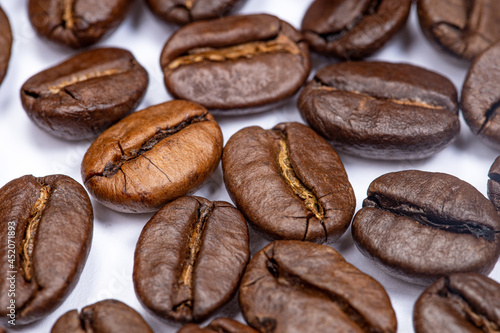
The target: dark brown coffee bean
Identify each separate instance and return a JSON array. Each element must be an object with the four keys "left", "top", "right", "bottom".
[
  {"left": 488, "top": 156, "right": 500, "bottom": 212},
  {"left": 0, "top": 6, "right": 12, "bottom": 86},
  {"left": 298, "top": 61, "right": 460, "bottom": 160},
  {"left": 352, "top": 170, "right": 500, "bottom": 285},
  {"left": 21, "top": 48, "right": 148, "bottom": 141},
  {"left": 178, "top": 318, "right": 258, "bottom": 333},
  {"left": 0, "top": 174, "right": 93, "bottom": 325},
  {"left": 413, "top": 273, "right": 500, "bottom": 332},
  {"left": 146, "top": 0, "right": 246, "bottom": 26},
  {"left": 160, "top": 14, "right": 310, "bottom": 112},
  {"left": 417, "top": 0, "right": 500, "bottom": 60},
  {"left": 222, "top": 122, "right": 355, "bottom": 243},
  {"left": 28, "top": 0, "right": 131, "bottom": 48},
  {"left": 81, "top": 100, "right": 223, "bottom": 213},
  {"left": 239, "top": 240, "right": 397, "bottom": 333},
  {"left": 133, "top": 196, "right": 249, "bottom": 323},
  {"left": 301, "top": 0, "right": 411, "bottom": 59},
  {"left": 461, "top": 42, "right": 500, "bottom": 149},
  {"left": 51, "top": 299, "right": 153, "bottom": 333}
]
